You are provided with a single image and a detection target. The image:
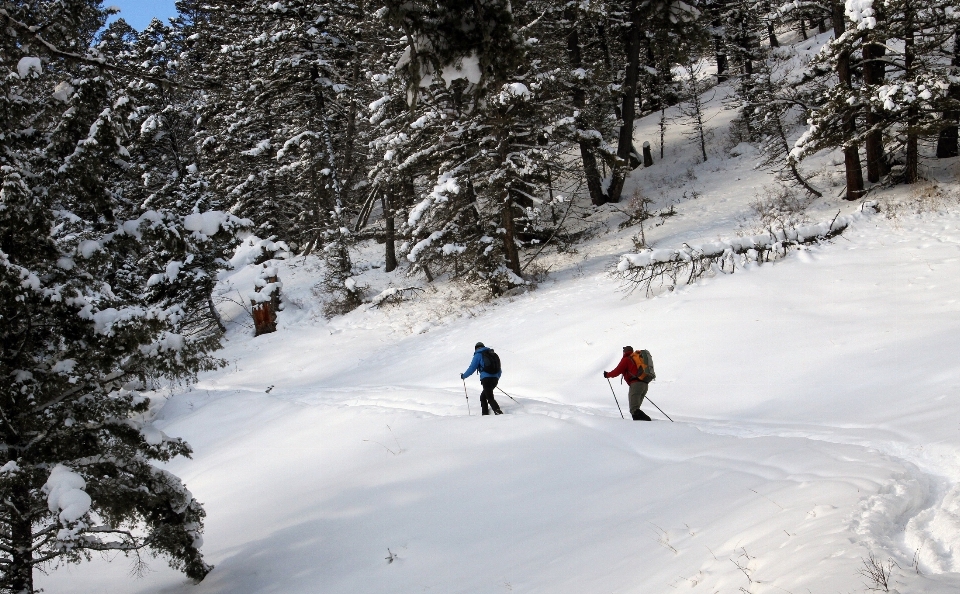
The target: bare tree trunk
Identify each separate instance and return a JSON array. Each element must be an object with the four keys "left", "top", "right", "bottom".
[
  {"left": 659, "top": 106, "right": 667, "bottom": 158},
  {"left": 862, "top": 39, "right": 887, "bottom": 182},
  {"left": 301, "top": 152, "right": 327, "bottom": 257},
  {"left": 566, "top": 7, "right": 608, "bottom": 205},
  {"left": 608, "top": 0, "right": 642, "bottom": 203},
  {"left": 832, "top": 2, "right": 865, "bottom": 200},
  {"left": 937, "top": 31, "right": 960, "bottom": 158},
  {"left": 382, "top": 192, "right": 397, "bottom": 272}
]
